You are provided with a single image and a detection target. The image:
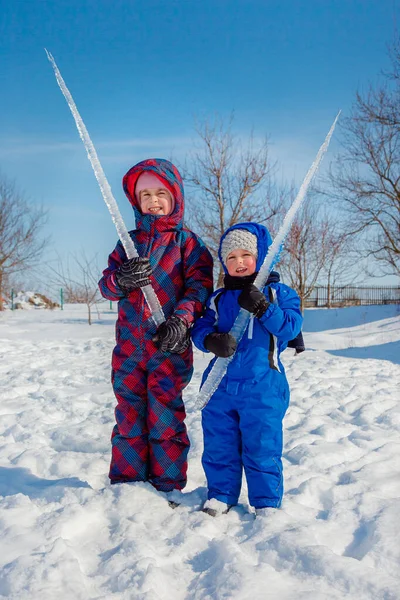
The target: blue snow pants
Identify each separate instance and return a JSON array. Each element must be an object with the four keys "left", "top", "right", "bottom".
[{"left": 201, "top": 369, "right": 290, "bottom": 509}]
